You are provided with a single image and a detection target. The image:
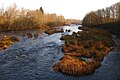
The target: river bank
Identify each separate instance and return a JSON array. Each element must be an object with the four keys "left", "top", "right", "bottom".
[
  {"left": 0, "top": 25, "right": 120, "bottom": 80},
  {"left": 53, "top": 27, "right": 115, "bottom": 75}
]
